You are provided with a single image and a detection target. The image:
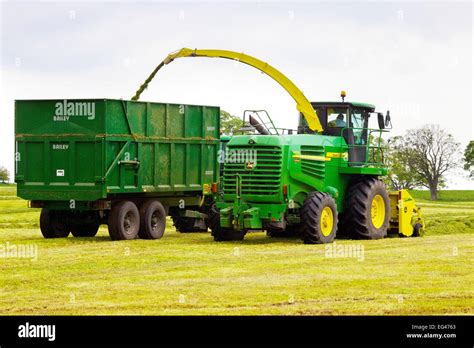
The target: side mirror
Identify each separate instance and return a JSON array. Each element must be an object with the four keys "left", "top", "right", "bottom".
[
  {"left": 377, "top": 112, "right": 385, "bottom": 129},
  {"left": 385, "top": 110, "right": 391, "bottom": 127}
]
